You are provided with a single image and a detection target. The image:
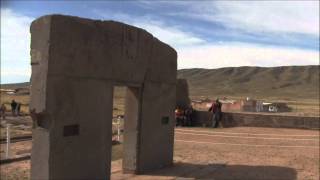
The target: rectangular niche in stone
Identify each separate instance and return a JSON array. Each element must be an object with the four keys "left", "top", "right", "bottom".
[
  {"left": 63, "top": 124, "right": 80, "bottom": 137},
  {"left": 161, "top": 116, "right": 170, "bottom": 125}
]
